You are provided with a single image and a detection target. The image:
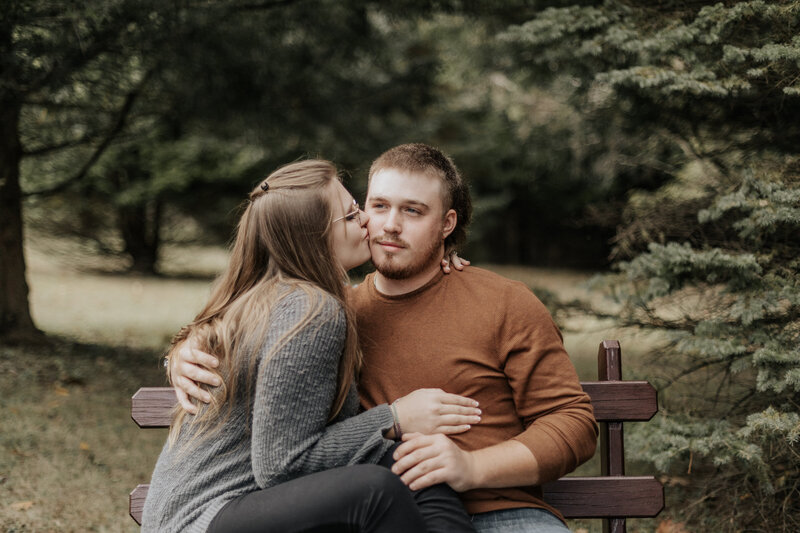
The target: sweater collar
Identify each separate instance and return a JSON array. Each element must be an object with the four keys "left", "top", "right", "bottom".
[{"left": 367, "top": 269, "right": 445, "bottom": 302}]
